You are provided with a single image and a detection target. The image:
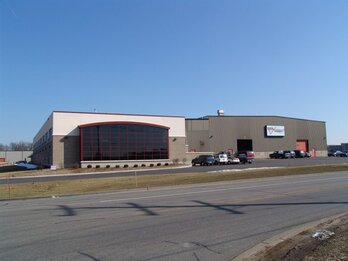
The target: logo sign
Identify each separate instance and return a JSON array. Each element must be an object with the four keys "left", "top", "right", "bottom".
[{"left": 266, "top": 125, "right": 285, "bottom": 137}]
